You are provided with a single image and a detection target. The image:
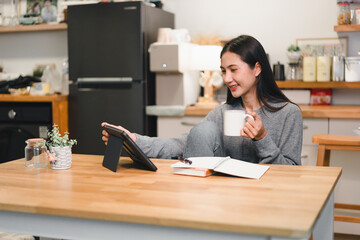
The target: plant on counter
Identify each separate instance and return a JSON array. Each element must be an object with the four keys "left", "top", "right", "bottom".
[{"left": 46, "top": 124, "right": 77, "bottom": 169}]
